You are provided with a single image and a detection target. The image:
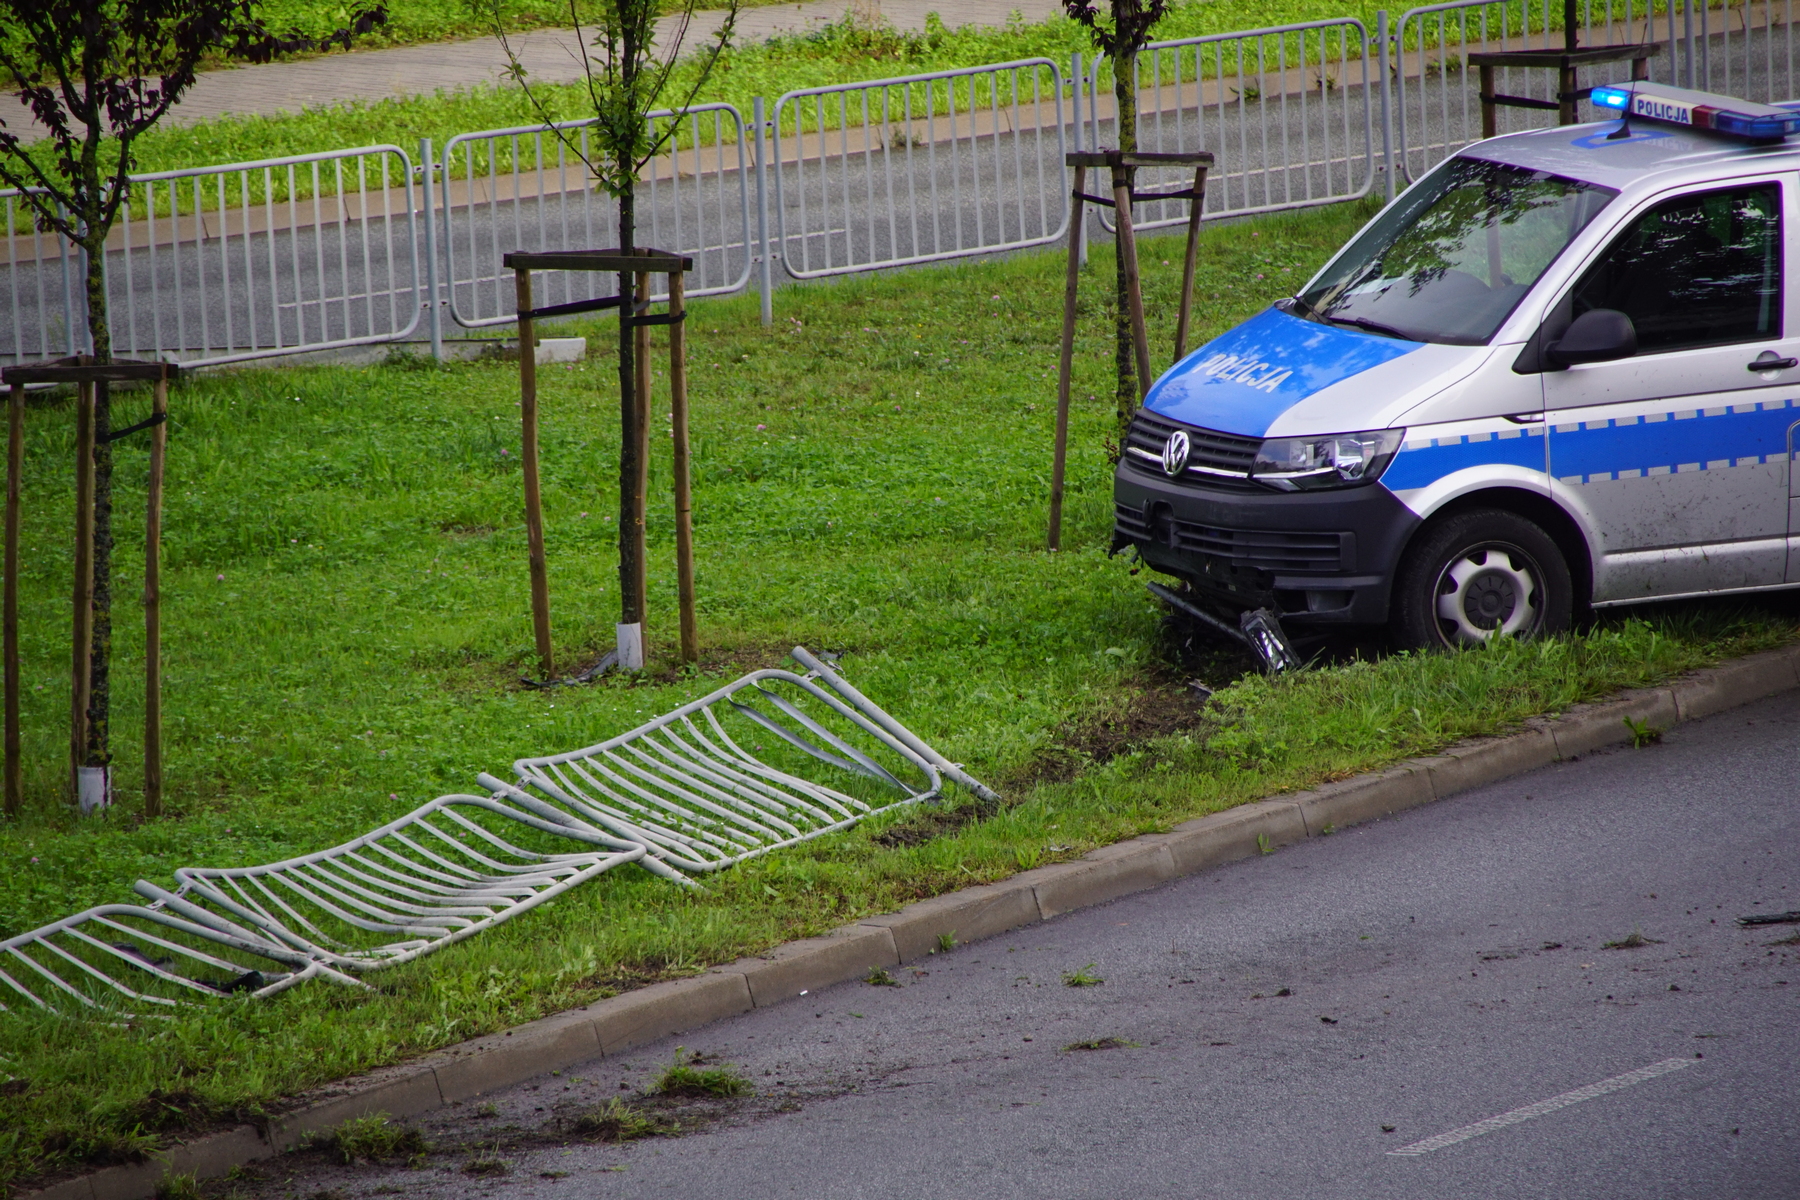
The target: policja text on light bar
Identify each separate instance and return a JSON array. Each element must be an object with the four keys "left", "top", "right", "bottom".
[{"left": 1590, "top": 81, "right": 1800, "bottom": 140}]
